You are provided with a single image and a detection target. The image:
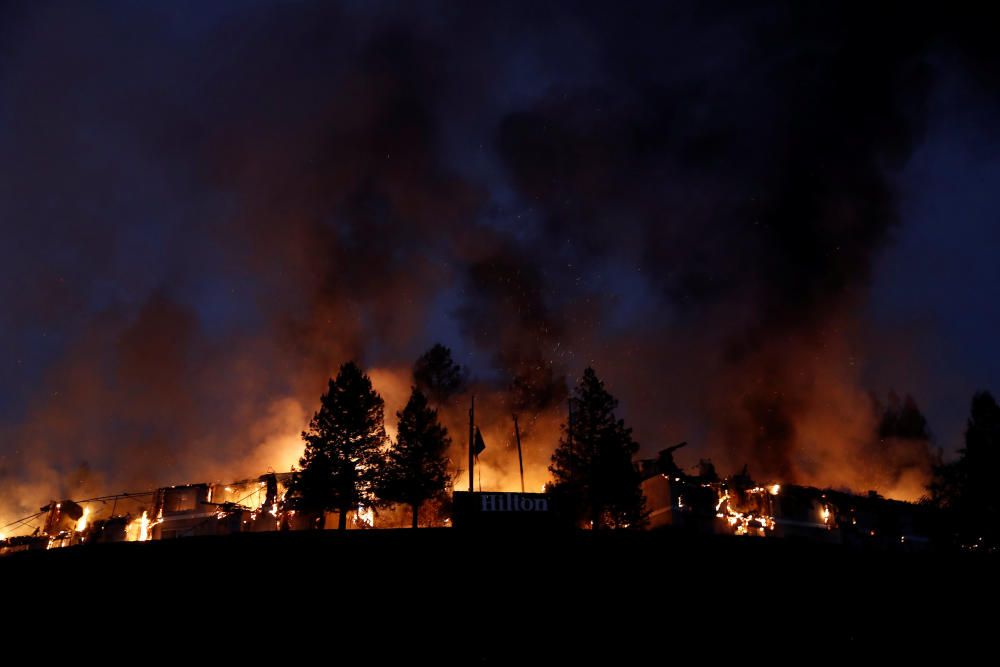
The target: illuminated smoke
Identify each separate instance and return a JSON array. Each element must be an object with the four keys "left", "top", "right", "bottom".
[{"left": 2, "top": 2, "right": 999, "bottom": 525}]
